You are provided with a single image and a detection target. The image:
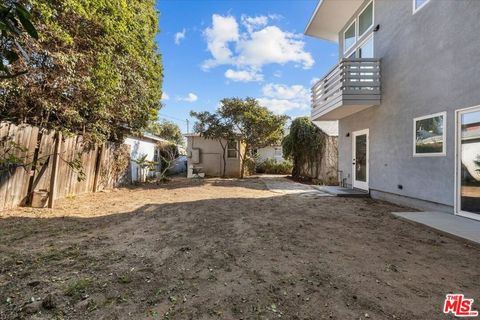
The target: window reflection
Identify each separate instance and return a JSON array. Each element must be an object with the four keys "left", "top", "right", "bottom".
[{"left": 460, "top": 110, "right": 480, "bottom": 214}]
